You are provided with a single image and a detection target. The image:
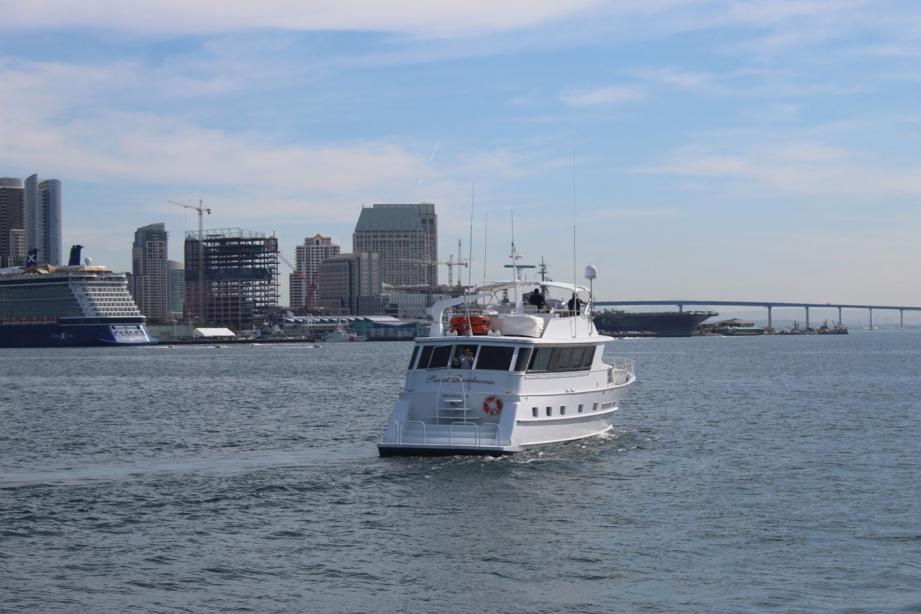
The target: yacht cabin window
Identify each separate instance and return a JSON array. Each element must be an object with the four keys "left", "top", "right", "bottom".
[
  {"left": 413, "top": 343, "right": 515, "bottom": 371},
  {"left": 476, "top": 346, "right": 515, "bottom": 371},
  {"left": 514, "top": 348, "right": 533, "bottom": 372},
  {"left": 527, "top": 345, "right": 597, "bottom": 373},
  {"left": 429, "top": 345, "right": 453, "bottom": 369},
  {"left": 450, "top": 344, "right": 478, "bottom": 369},
  {"left": 416, "top": 344, "right": 453, "bottom": 369},
  {"left": 414, "top": 342, "right": 596, "bottom": 372},
  {"left": 417, "top": 345, "right": 433, "bottom": 369}
]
